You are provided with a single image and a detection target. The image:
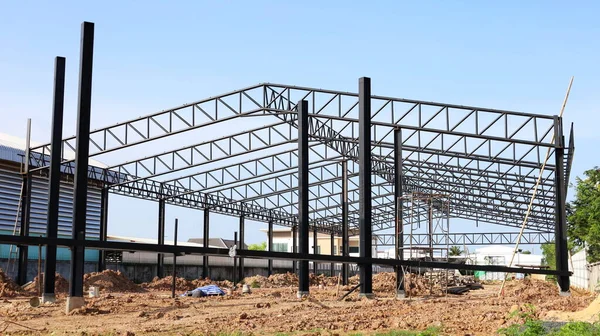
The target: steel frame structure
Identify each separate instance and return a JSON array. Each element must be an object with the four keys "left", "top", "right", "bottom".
[{"left": 4, "top": 22, "right": 575, "bottom": 302}]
